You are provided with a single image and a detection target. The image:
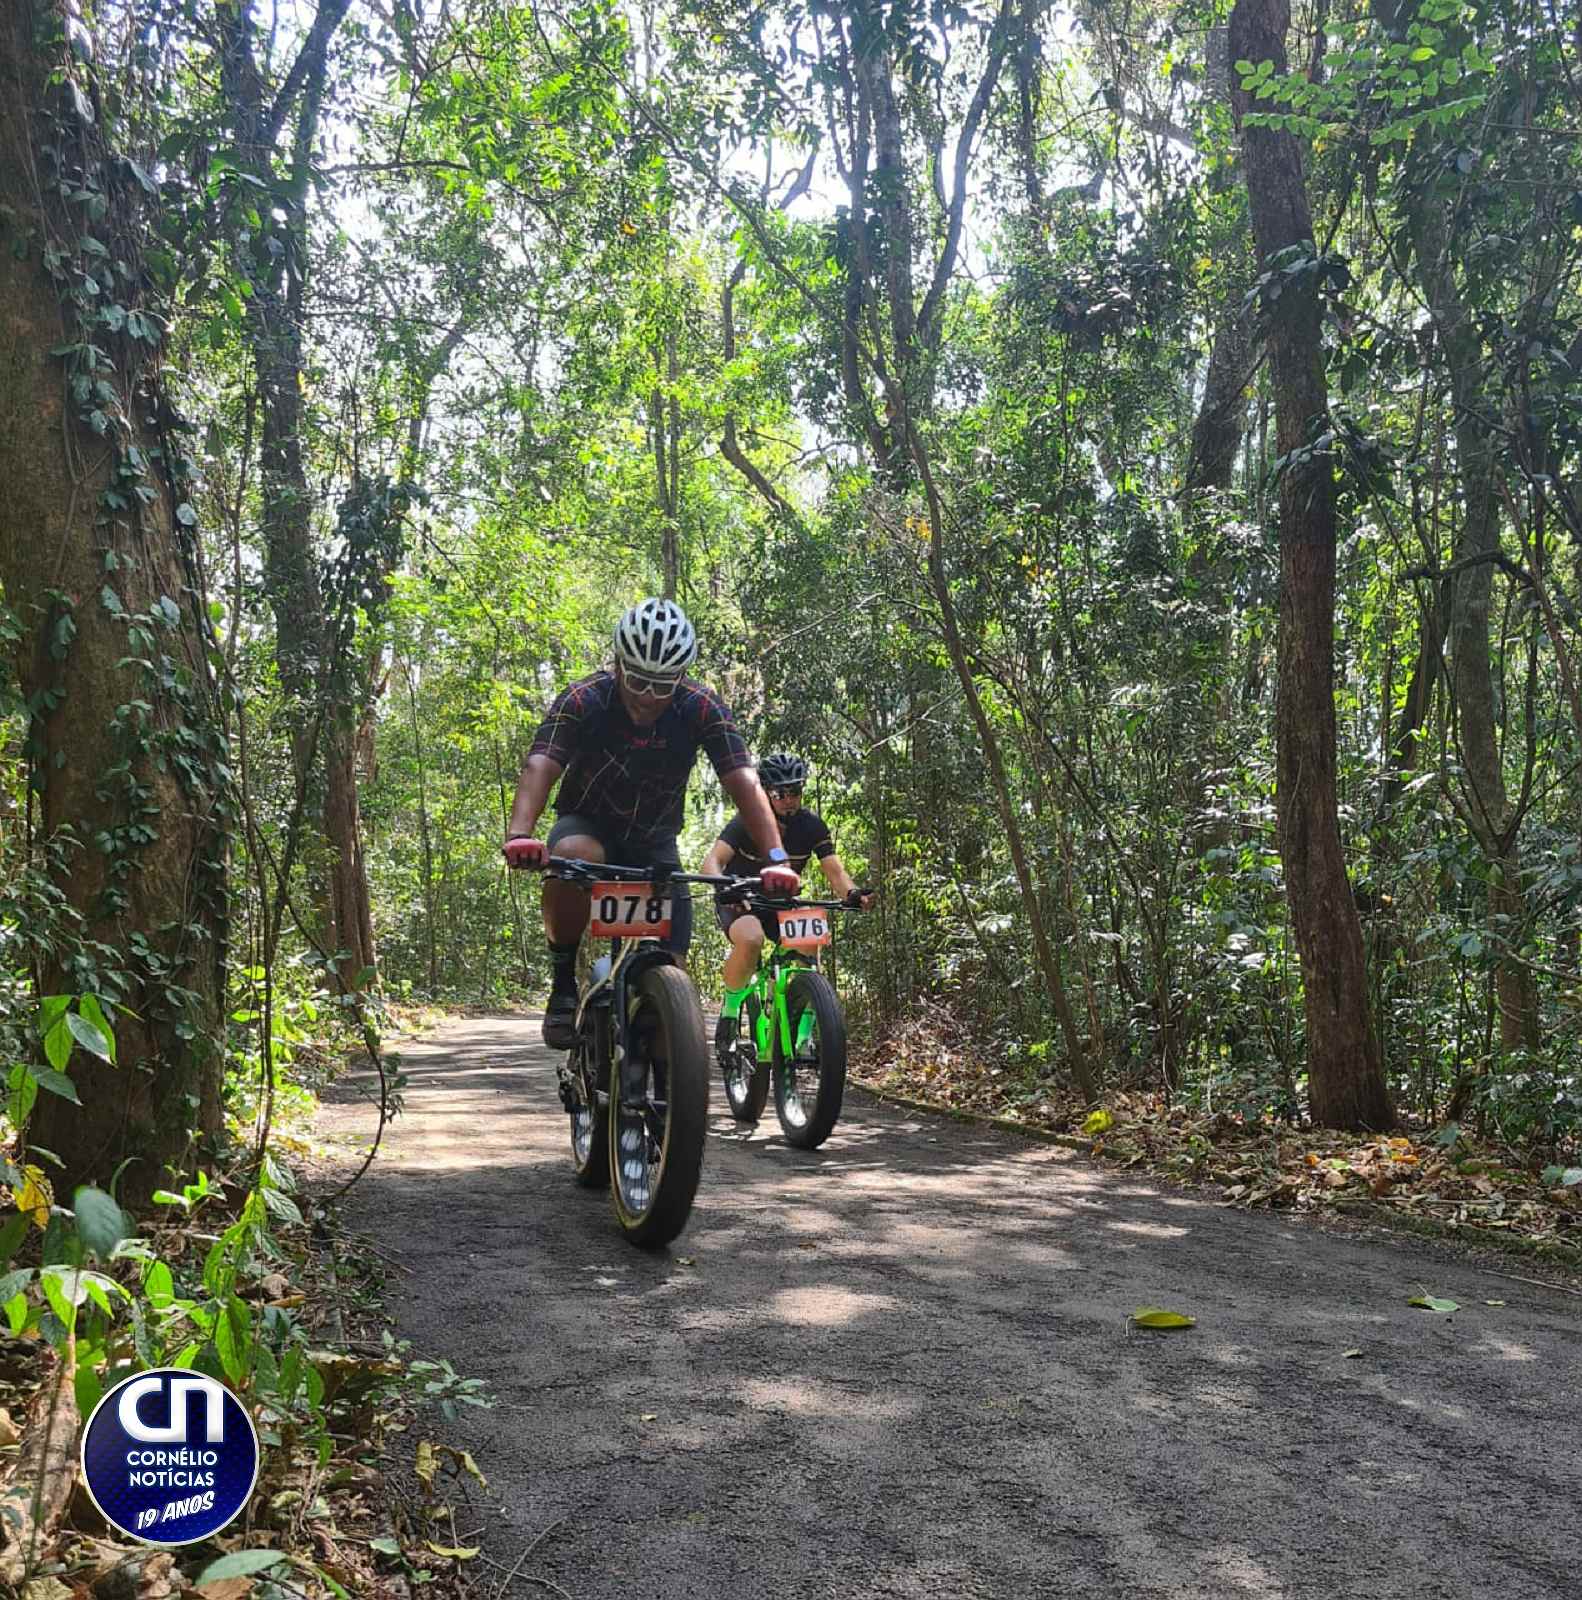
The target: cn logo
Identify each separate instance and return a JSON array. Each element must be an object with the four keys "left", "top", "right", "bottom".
[{"left": 117, "top": 1374, "right": 227, "bottom": 1444}]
